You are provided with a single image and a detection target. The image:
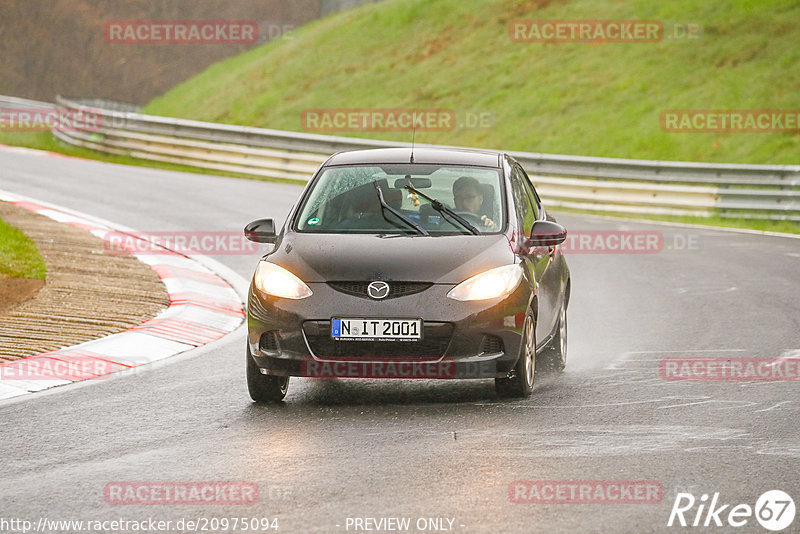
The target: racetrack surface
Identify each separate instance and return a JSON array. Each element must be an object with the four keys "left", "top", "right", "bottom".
[{"left": 1, "top": 150, "right": 799, "bottom": 533}]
